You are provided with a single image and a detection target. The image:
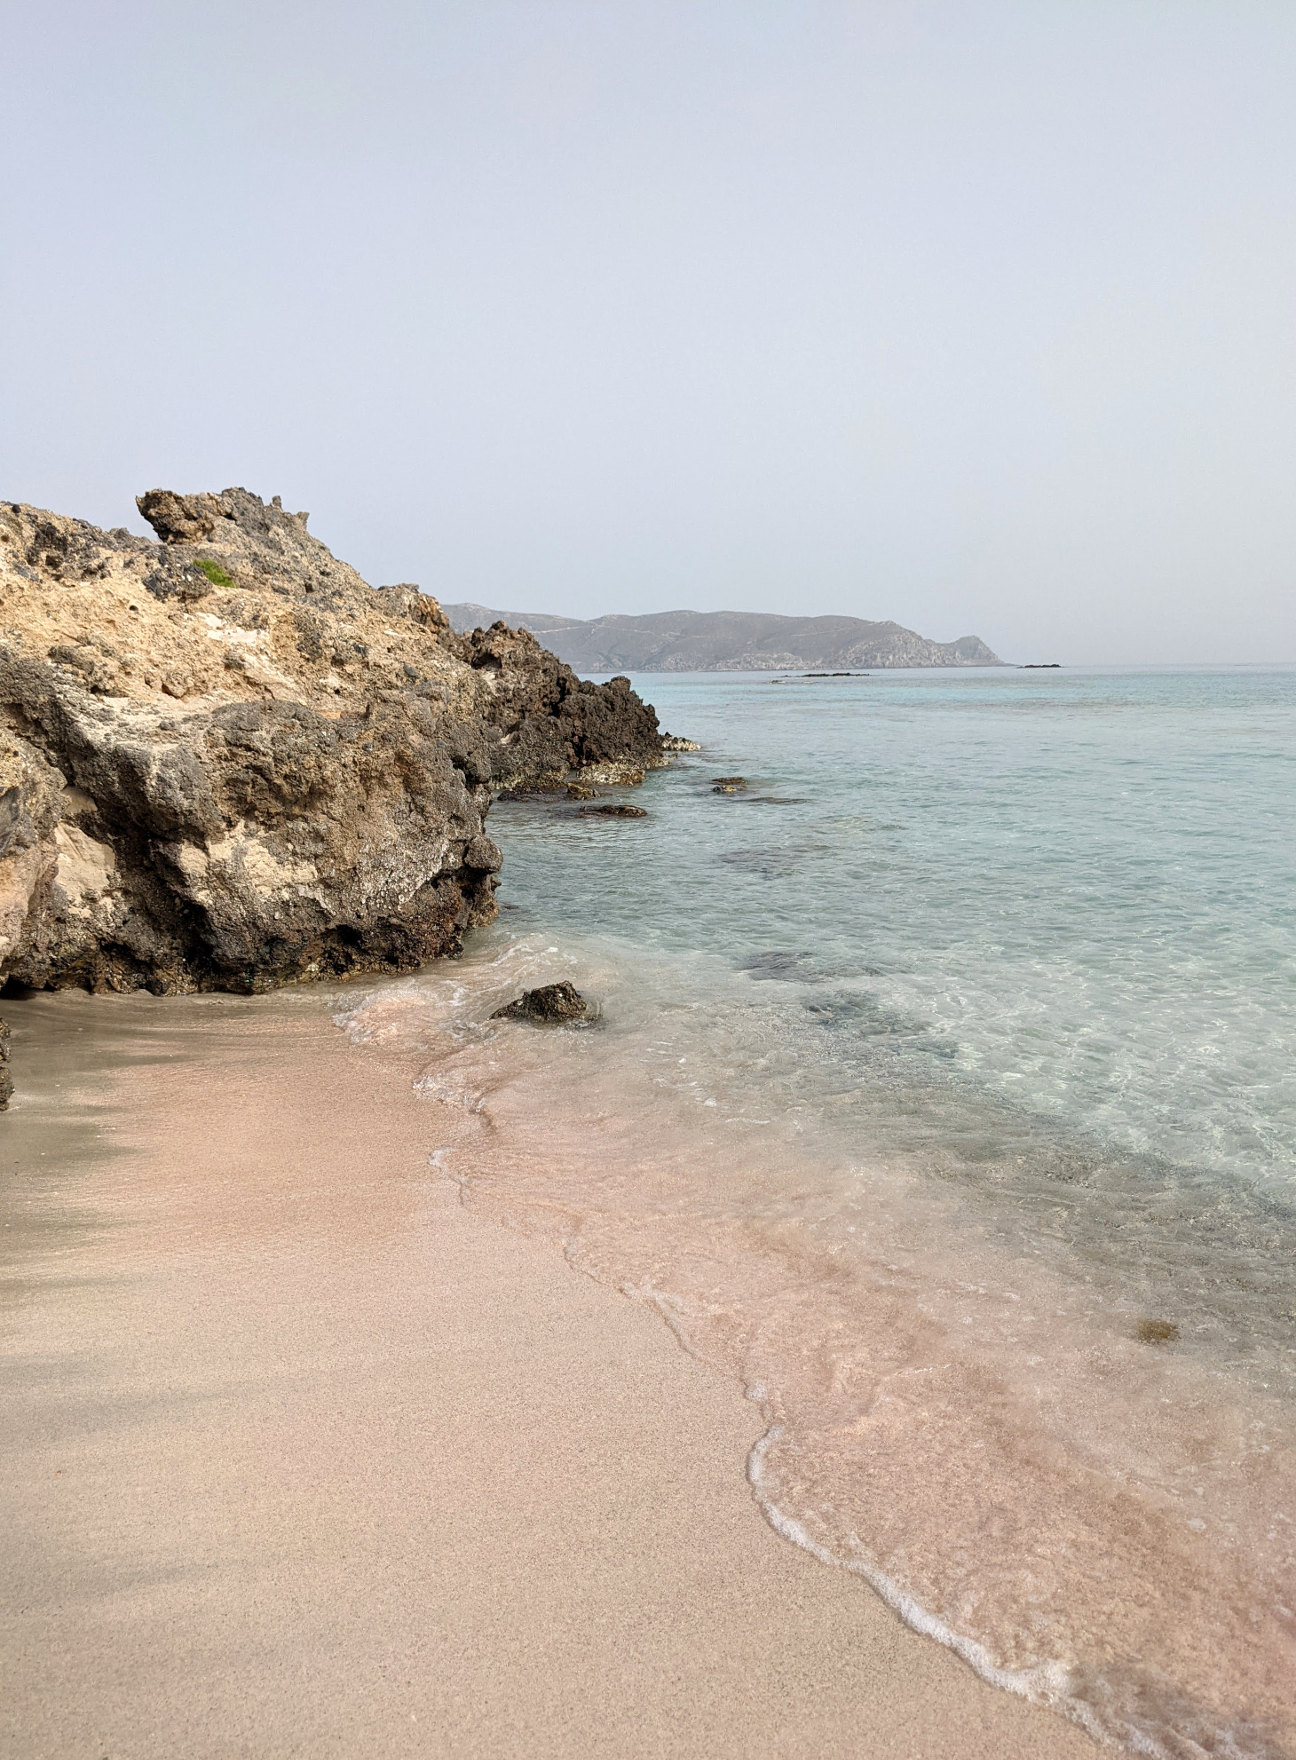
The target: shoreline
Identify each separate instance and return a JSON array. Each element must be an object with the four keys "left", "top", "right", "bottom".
[{"left": 0, "top": 987, "right": 1096, "bottom": 1758}]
